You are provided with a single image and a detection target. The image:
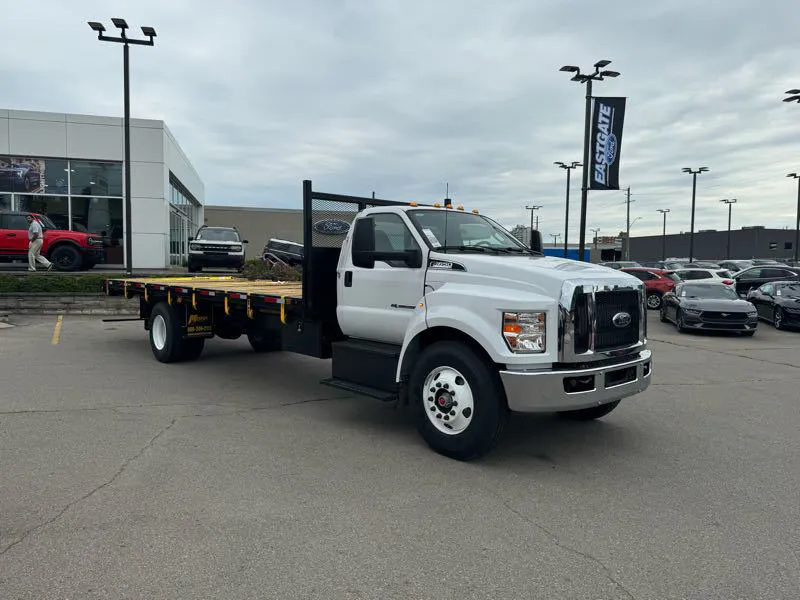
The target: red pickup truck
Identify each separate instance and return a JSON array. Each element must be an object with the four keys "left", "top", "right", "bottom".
[{"left": 0, "top": 211, "right": 106, "bottom": 271}]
